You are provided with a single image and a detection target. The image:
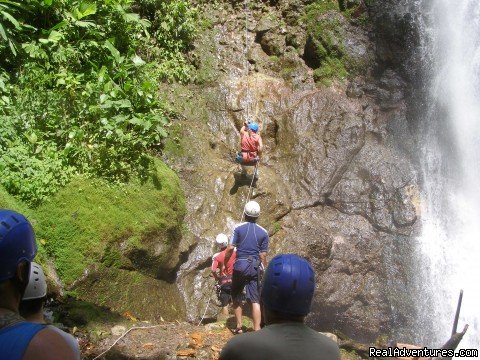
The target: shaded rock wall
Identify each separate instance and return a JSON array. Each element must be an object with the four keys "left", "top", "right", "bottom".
[{"left": 171, "top": 0, "right": 420, "bottom": 342}]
